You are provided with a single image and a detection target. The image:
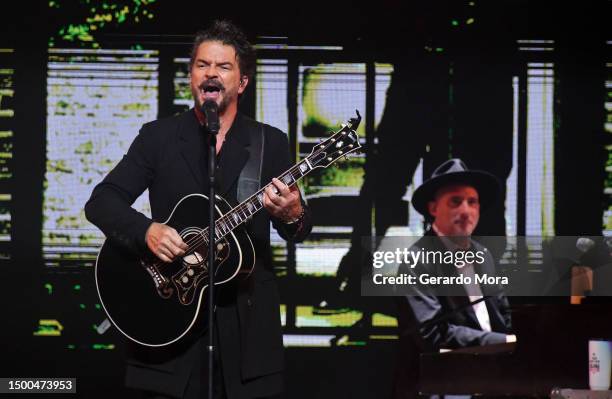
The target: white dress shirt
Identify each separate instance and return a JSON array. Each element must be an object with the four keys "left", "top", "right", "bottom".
[{"left": 432, "top": 225, "right": 492, "bottom": 332}]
